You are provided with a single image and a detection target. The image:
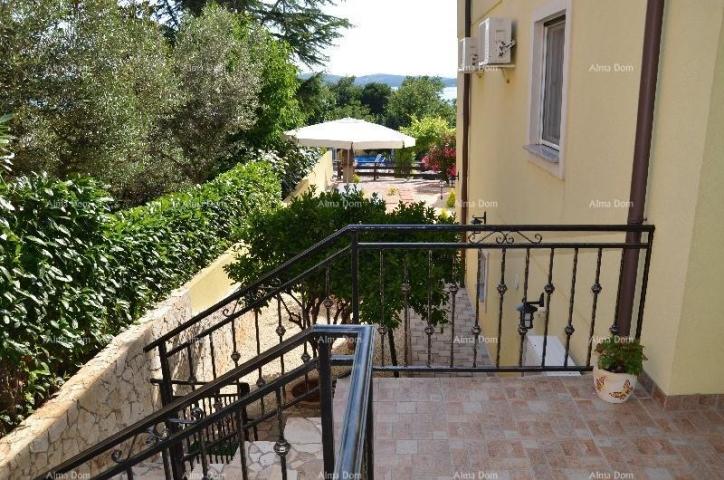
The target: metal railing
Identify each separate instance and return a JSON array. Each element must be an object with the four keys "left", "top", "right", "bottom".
[
  {"left": 40, "top": 223, "right": 654, "bottom": 480},
  {"left": 144, "top": 224, "right": 654, "bottom": 392},
  {"left": 37, "top": 324, "right": 375, "bottom": 480}
]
